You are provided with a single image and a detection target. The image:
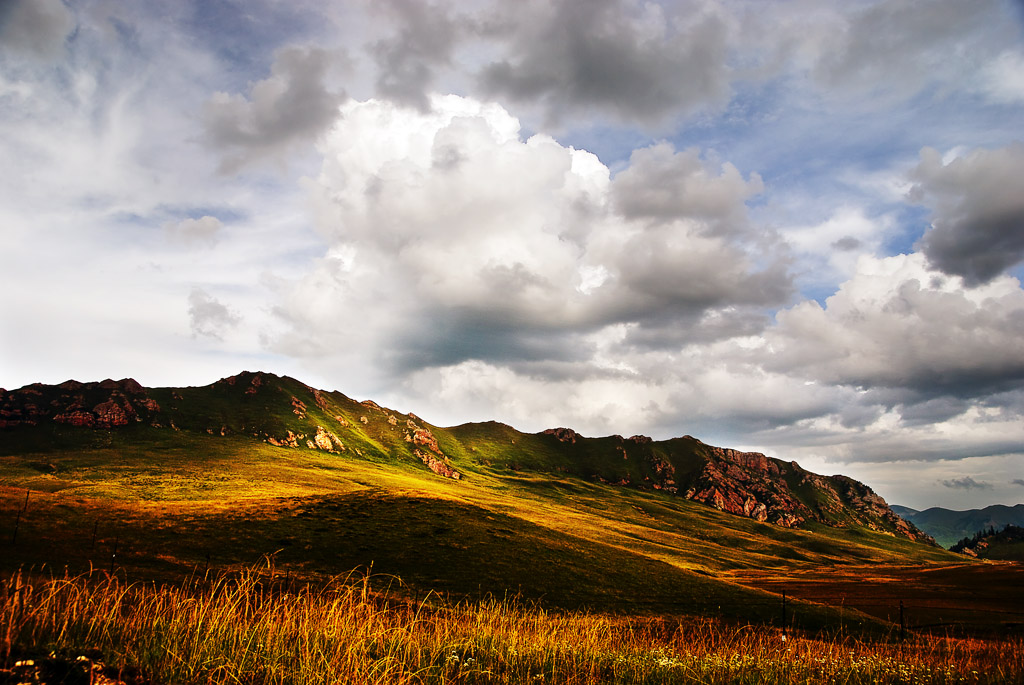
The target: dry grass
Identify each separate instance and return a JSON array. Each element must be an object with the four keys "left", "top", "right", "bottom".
[{"left": 3, "top": 563, "right": 1021, "bottom": 684}]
